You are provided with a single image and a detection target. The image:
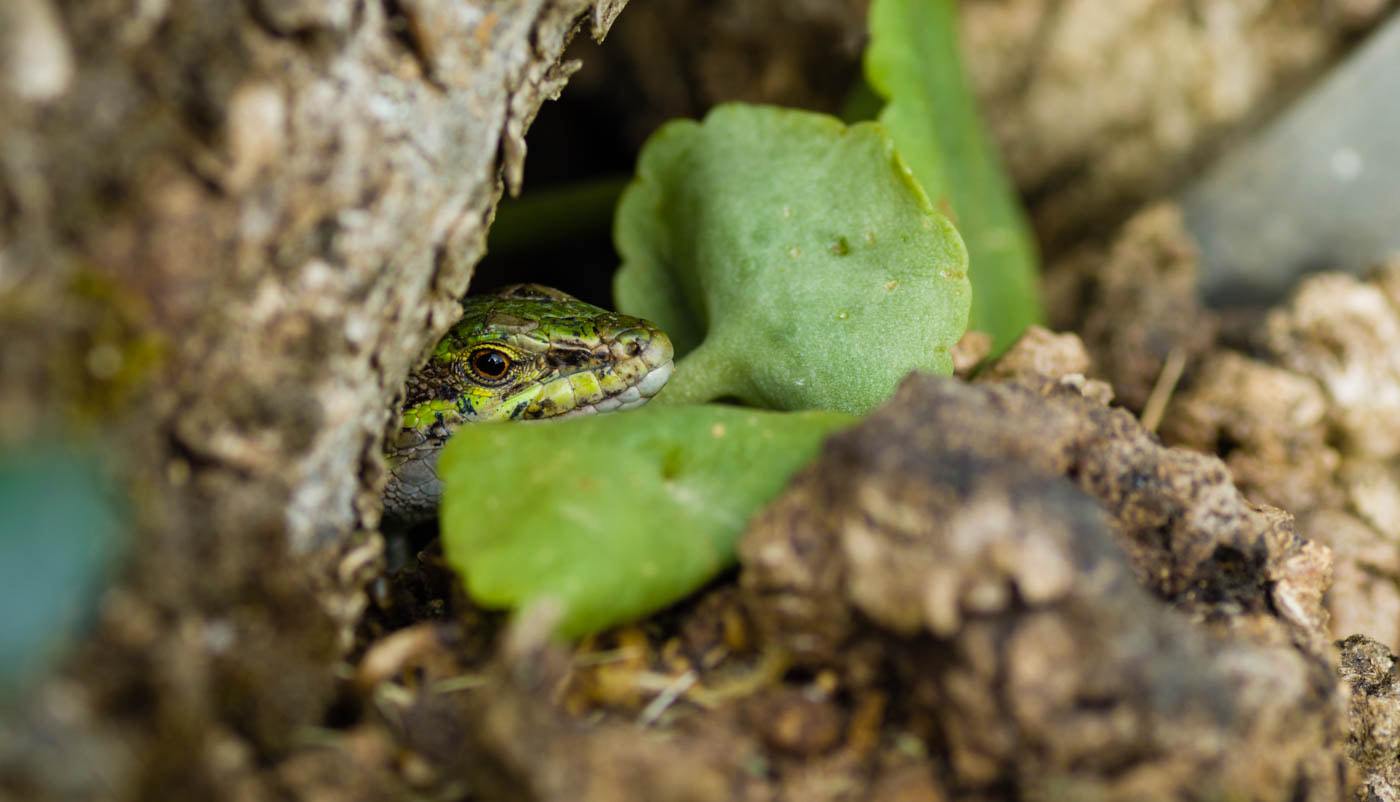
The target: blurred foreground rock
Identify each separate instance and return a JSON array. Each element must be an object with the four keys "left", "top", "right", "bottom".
[{"left": 741, "top": 339, "right": 1348, "bottom": 799}]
